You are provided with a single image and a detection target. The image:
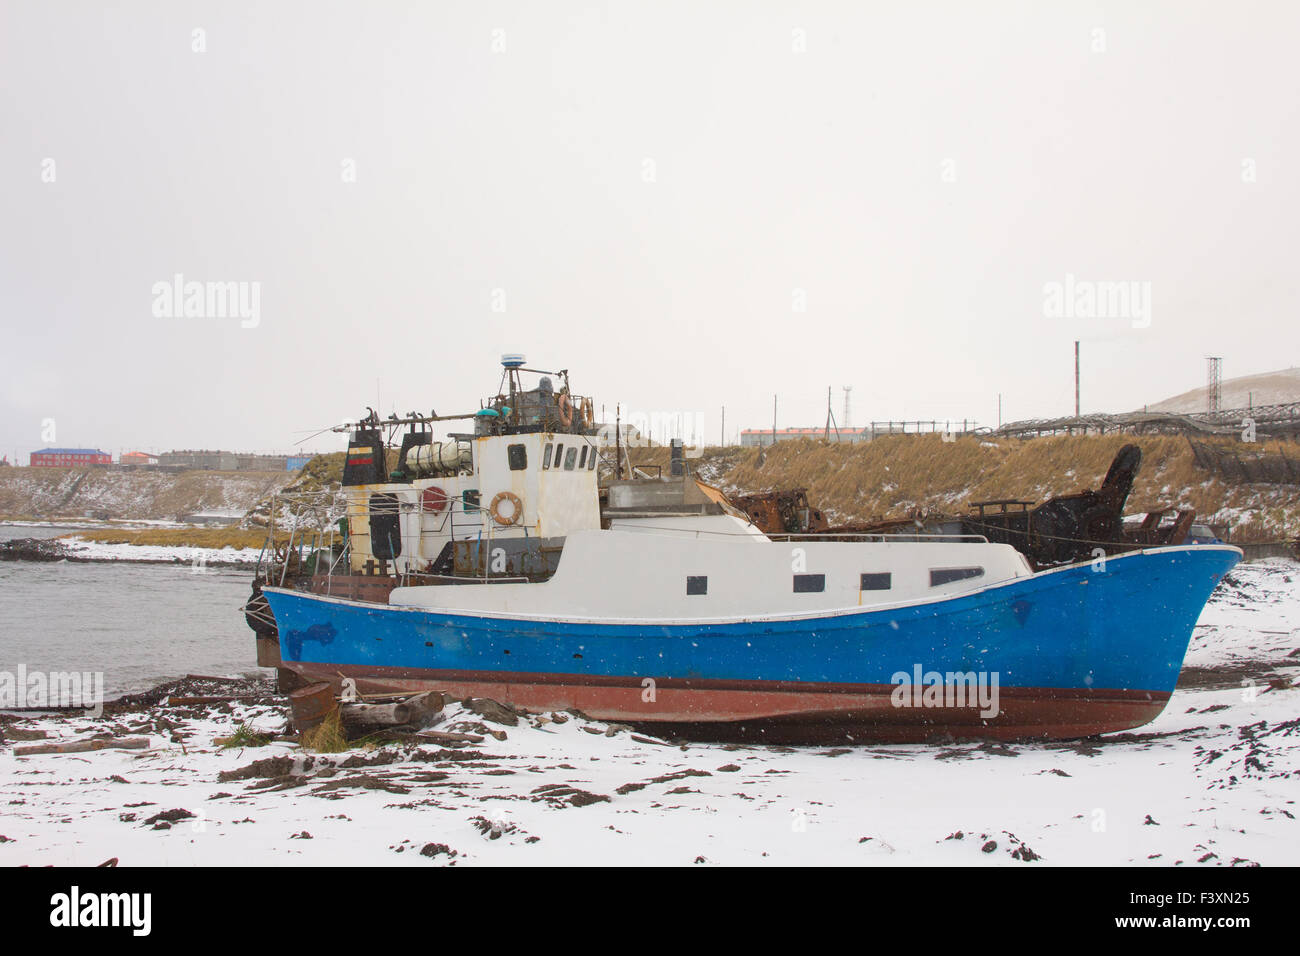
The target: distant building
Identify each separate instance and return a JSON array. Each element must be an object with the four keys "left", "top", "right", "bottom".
[
  {"left": 30, "top": 448, "right": 112, "bottom": 467},
  {"left": 236, "top": 454, "right": 288, "bottom": 471},
  {"left": 158, "top": 449, "right": 238, "bottom": 470},
  {"left": 120, "top": 451, "right": 159, "bottom": 466},
  {"left": 157, "top": 449, "right": 297, "bottom": 471},
  {"left": 181, "top": 511, "right": 243, "bottom": 526},
  {"left": 740, "top": 427, "right": 872, "bottom": 447}
]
